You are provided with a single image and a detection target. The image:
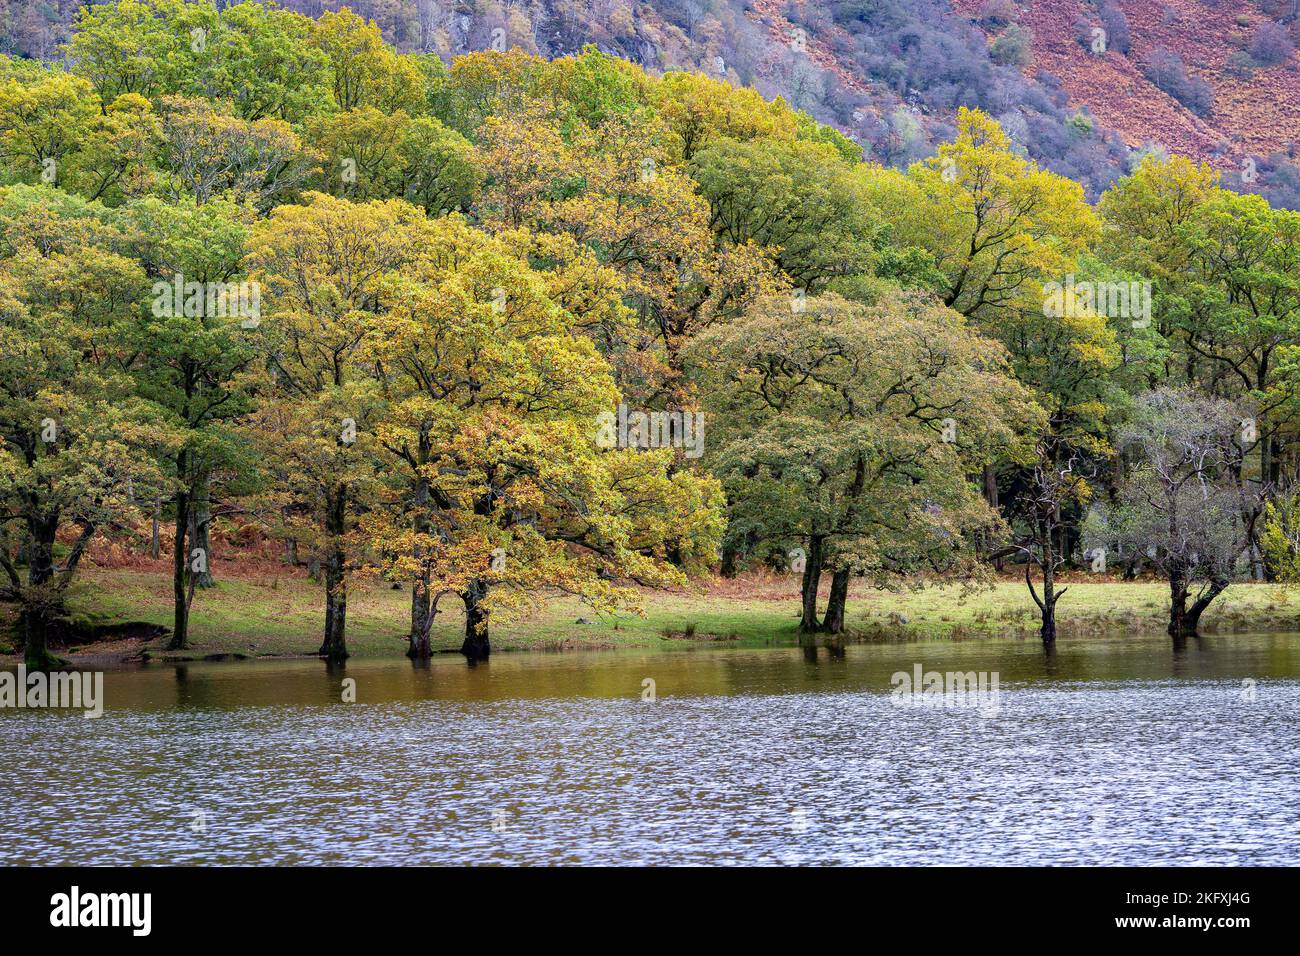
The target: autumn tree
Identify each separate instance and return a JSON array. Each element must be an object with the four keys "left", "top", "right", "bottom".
[
  {"left": 0, "top": 69, "right": 158, "bottom": 203},
  {"left": 867, "top": 107, "right": 1109, "bottom": 552},
  {"left": 545, "top": 45, "right": 652, "bottom": 129},
  {"left": 476, "top": 103, "right": 776, "bottom": 401},
  {"left": 1261, "top": 487, "right": 1300, "bottom": 588},
  {"left": 1097, "top": 154, "right": 1218, "bottom": 307},
  {"left": 1101, "top": 159, "right": 1300, "bottom": 573},
  {"left": 650, "top": 71, "right": 799, "bottom": 162},
  {"left": 196, "top": 1, "right": 331, "bottom": 124},
  {"left": 0, "top": 185, "right": 172, "bottom": 667},
  {"left": 69, "top": 0, "right": 332, "bottom": 123},
  {"left": 430, "top": 47, "right": 554, "bottom": 138},
  {"left": 363, "top": 215, "right": 723, "bottom": 659},
  {"left": 309, "top": 7, "right": 424, "bottom": 113},
  {"left": 690, "top": 136, "right": 878, "bottom": 292},
  {"left": 67, "top": 0, "right": 215, "bottom": 105},
  {"left": 1178, "top": 193, "right": 1300, "bottom": 545},
  {"left": 866, "top": 108, "right": 1098, "bottom": 324},
  {"left": 245, "top": 192, "right": 429, "bottom": 661},
  {"left": 156, "top": 95, "right": 319, "bottom": 211}
]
